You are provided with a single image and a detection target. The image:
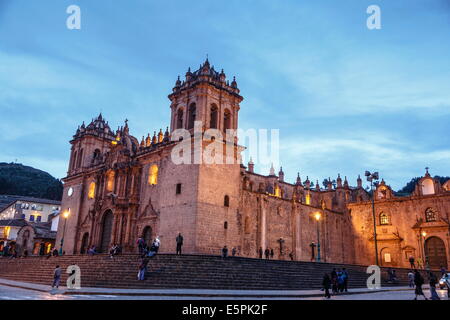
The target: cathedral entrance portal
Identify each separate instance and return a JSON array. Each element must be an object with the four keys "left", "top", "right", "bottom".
[
  {"left": 142, "top": 226, "right": 152, "bottom": 247},
  {"left": 100, "top": 210, "right": 114, "bottom": 253},
  {"left": 425, "top": 236, "right": 448, "bottom": 269}
]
